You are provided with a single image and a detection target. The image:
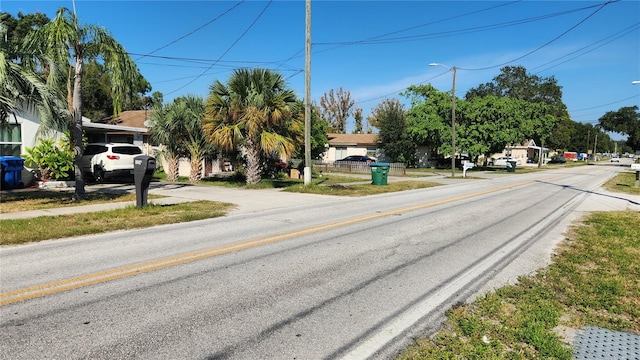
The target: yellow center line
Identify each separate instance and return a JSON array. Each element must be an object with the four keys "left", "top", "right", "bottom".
[{"left": 1, "top": 177, "right": 549, "bottom": 306}]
